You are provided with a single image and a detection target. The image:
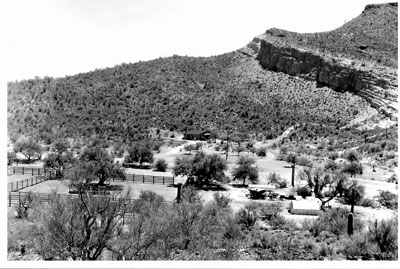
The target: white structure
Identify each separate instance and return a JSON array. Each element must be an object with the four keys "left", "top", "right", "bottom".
[
  {"left": 289, "top": 200, "right": 321, "bottom": 216},
  {"left": 248, "top": 184, "right": 276, "bottom": 191}
]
